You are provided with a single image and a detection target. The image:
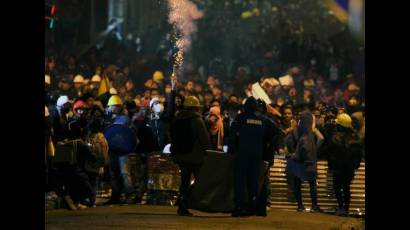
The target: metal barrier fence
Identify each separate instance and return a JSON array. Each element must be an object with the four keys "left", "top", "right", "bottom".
[{"left": 95, "top": 154, "right": 365, "bottom": 215}]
